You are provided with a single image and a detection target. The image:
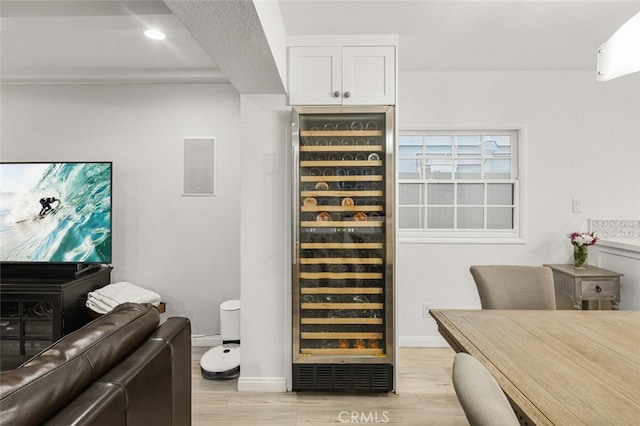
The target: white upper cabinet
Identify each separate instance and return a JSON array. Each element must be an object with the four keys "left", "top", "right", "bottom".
[
  {"left": 289, "top": 46, "right": 395, "bottom": 105},
  {"left": 342, "top": 46, "right": 395, "bottom": 105},
  {"left": 289, "top": 46, "right": 343, "bottom": 105}
]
